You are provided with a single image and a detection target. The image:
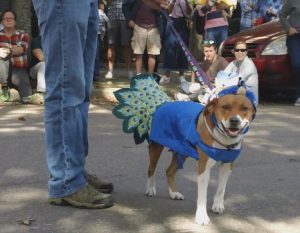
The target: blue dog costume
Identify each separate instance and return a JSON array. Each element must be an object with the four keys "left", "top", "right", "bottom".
[{"left": 150, "top": 86, "right": 256, "bottom": 168}]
